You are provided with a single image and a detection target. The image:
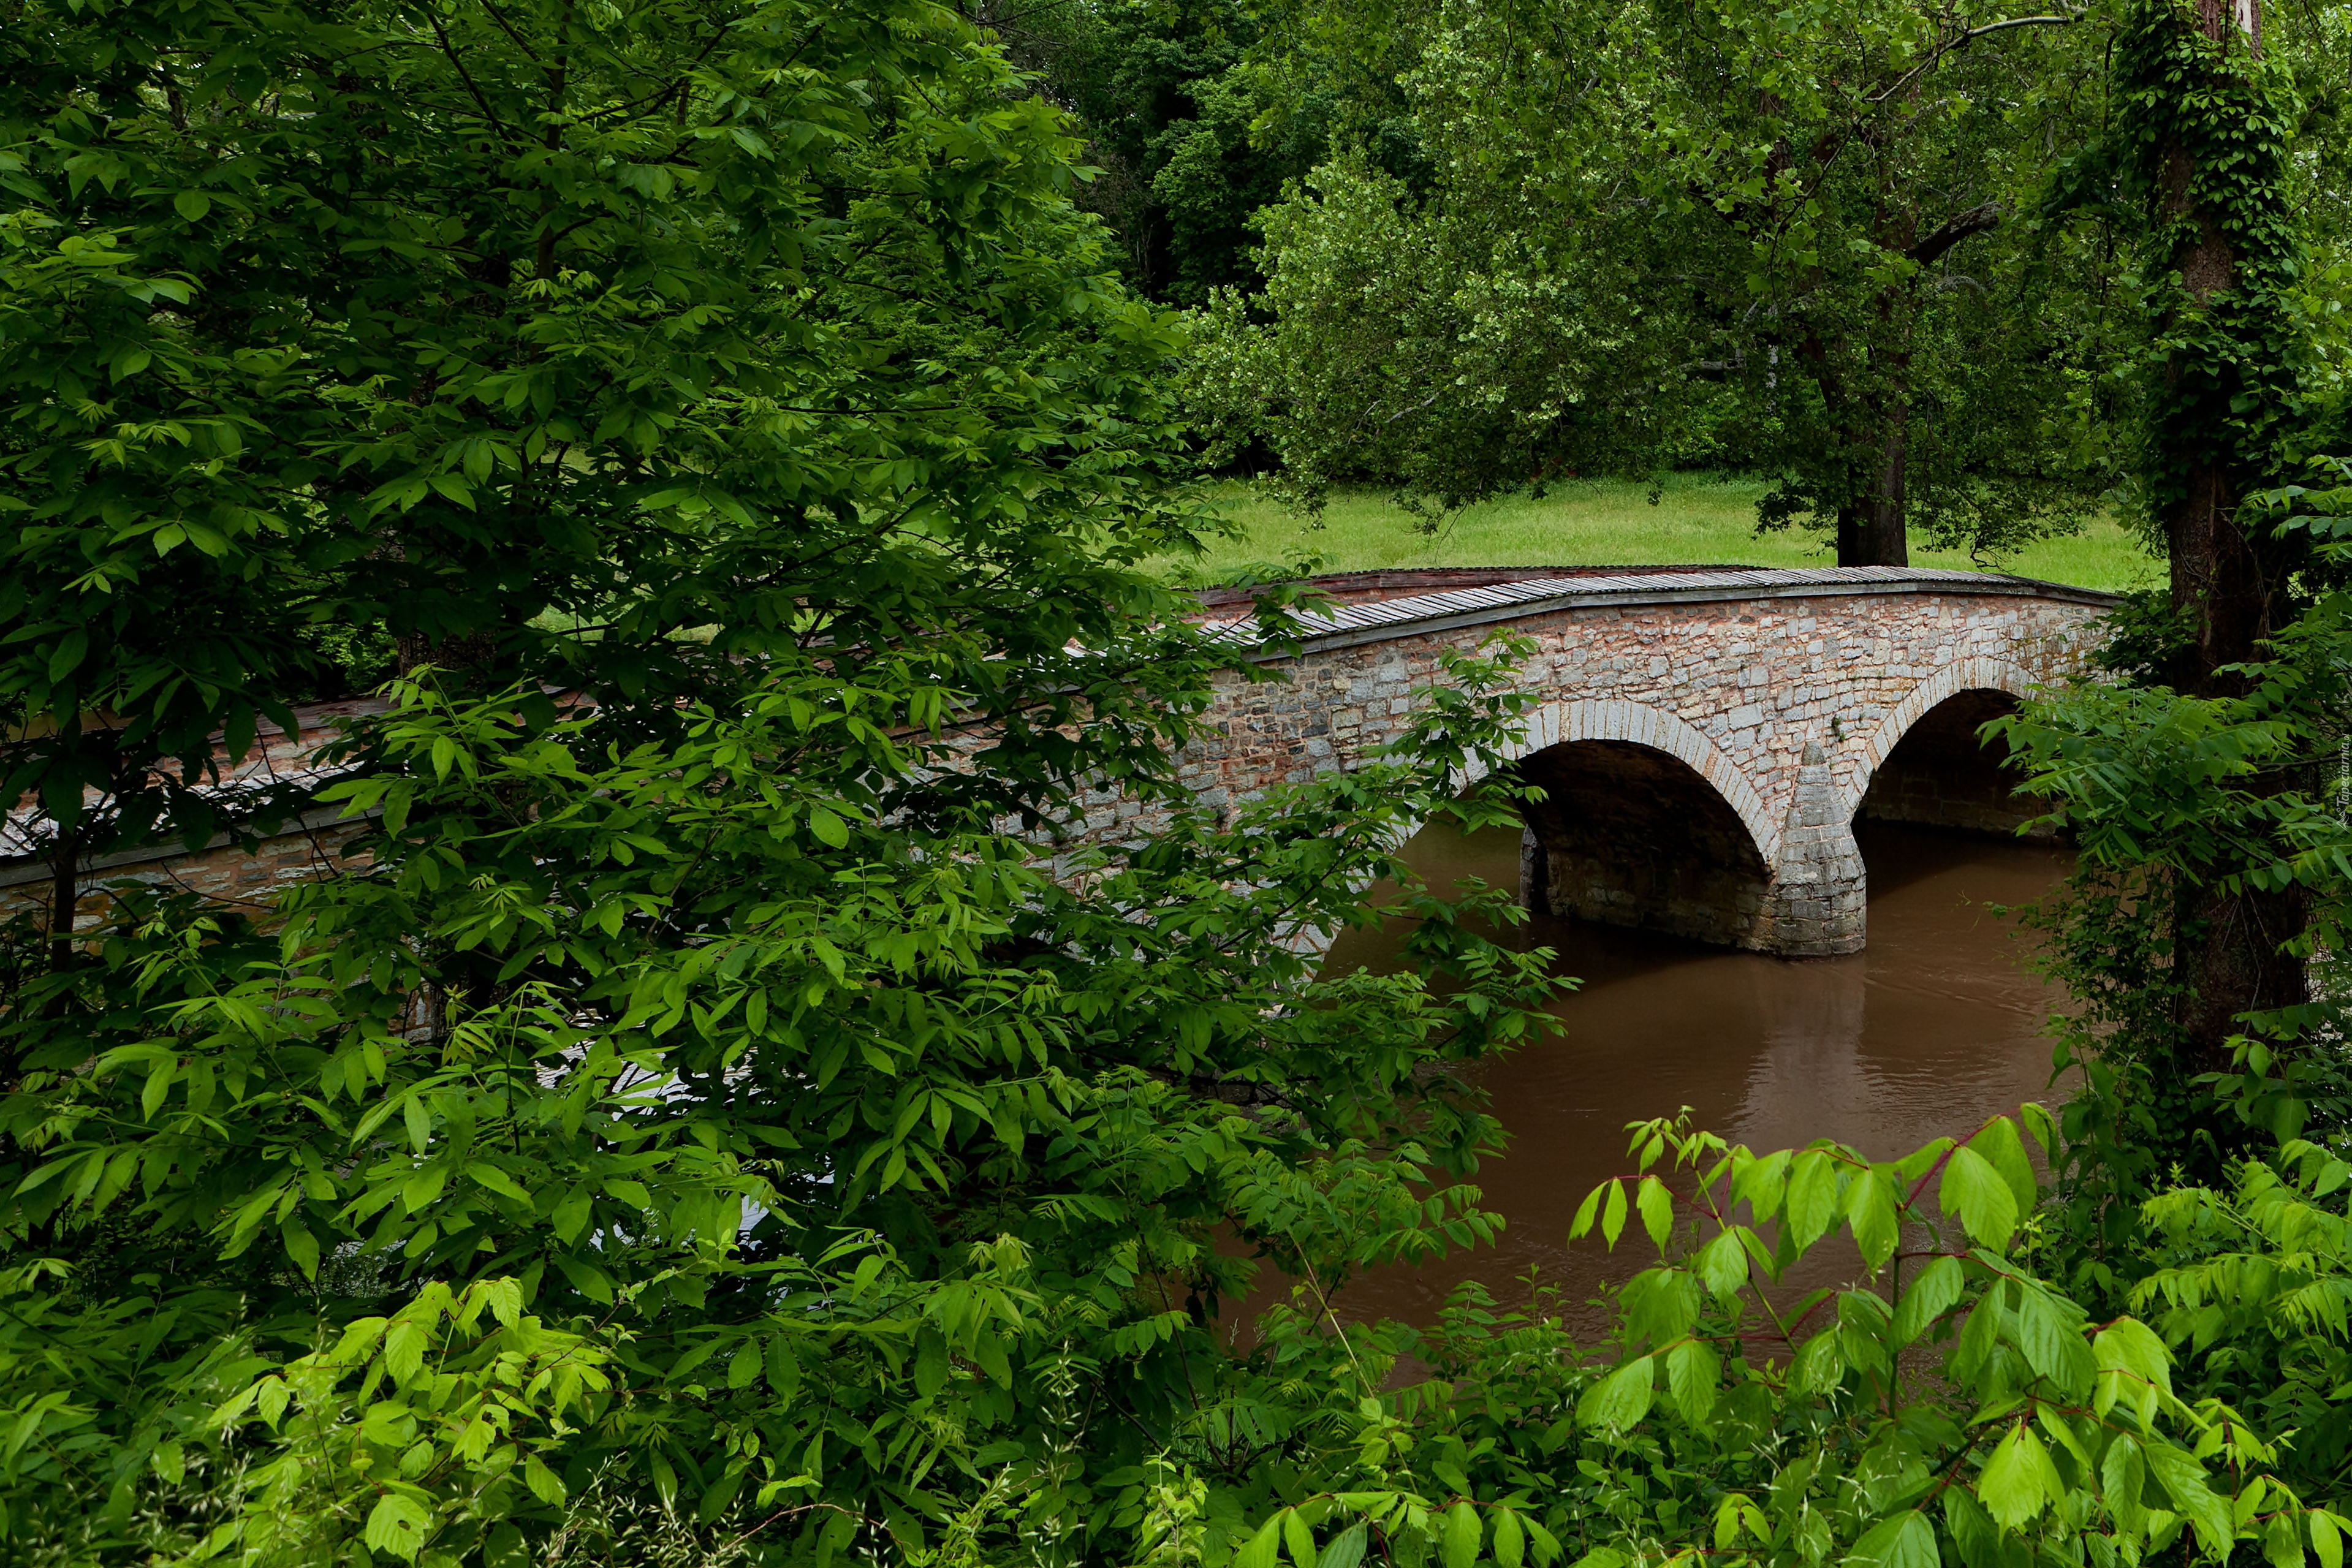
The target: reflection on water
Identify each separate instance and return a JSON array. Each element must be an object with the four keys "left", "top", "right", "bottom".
[{"left": 1322, "top": 818, "right": 2074, "bottom": 1330}]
